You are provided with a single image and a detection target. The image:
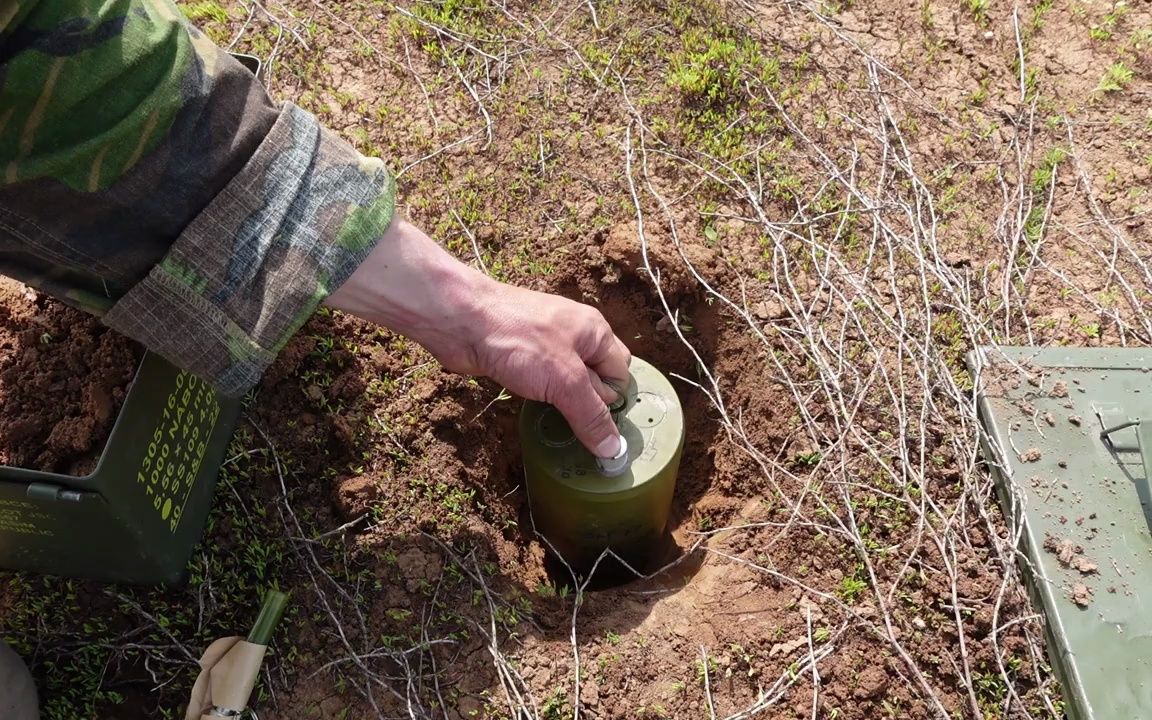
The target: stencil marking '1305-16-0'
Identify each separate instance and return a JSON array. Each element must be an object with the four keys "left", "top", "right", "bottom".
[{"left": 136, "top": 371, "right": 221, "bottom": 533}]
